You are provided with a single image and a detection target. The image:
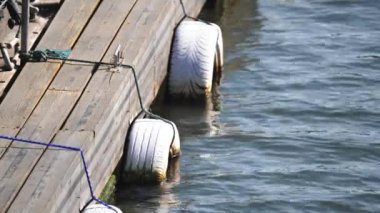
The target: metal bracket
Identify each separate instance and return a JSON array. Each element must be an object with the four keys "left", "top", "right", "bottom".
[
  {"left": 109, "top": 44, "right": 124, "bottom": 72},
  {"left": 112, "top": 44, "right": 123, "bottom": 67}
]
